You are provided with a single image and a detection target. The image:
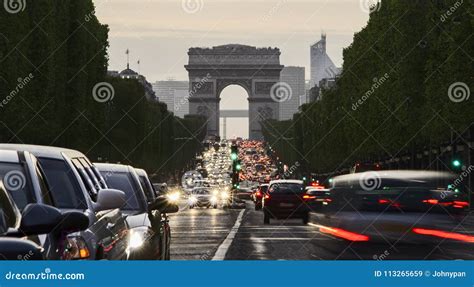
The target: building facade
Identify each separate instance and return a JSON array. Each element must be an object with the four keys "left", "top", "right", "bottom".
[
  {"left": 310, "top": 33, "right": 340, "bottom": 89},
  {"left": 152, "top": 80, "right": 189, "bottom": 118},
  {"left": 279, "top": 66, "right": 305, "bottom": 121}
]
